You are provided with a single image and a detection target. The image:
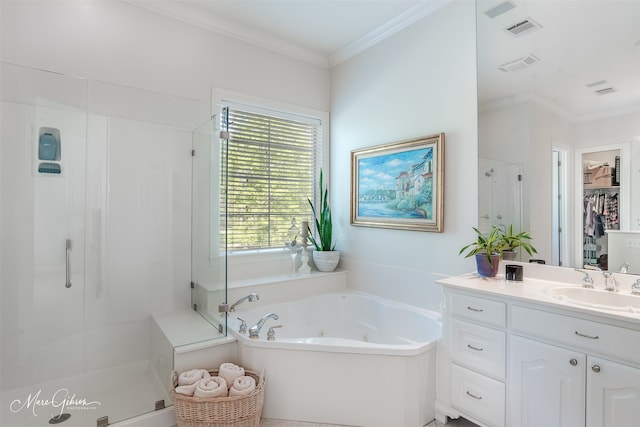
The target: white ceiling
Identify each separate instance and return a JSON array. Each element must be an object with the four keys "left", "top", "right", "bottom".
[
  {"left": 127, "top": 0, "right": 640, "bottom": 120},
  {"left": 477, "top": 0, "right": 640, "bottom": 121}
]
